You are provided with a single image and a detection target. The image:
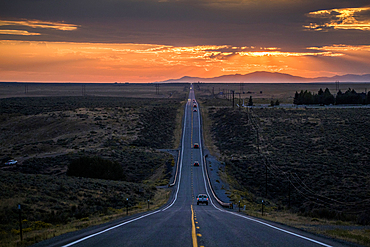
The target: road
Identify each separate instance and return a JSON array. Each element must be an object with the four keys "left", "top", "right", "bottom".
[{"left": 38, "top": 86, "right": 351, "bottom": 247}]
